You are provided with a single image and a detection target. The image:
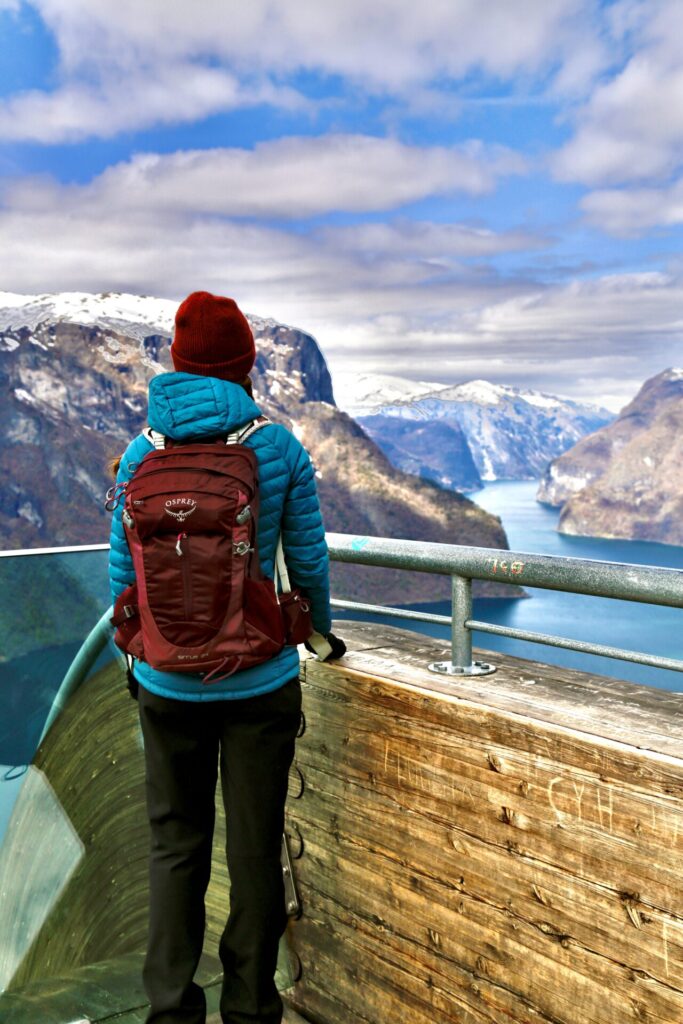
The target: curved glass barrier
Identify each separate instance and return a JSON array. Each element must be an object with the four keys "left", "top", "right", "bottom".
[
  {"left": 0, "top": 548, "right": 111, "bottom": 776},
  {"left": 0, "top": 548, "right": 297, "bottom": 1021}
]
